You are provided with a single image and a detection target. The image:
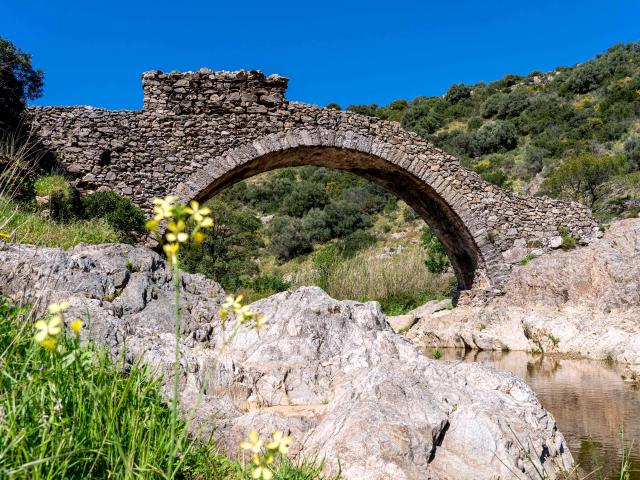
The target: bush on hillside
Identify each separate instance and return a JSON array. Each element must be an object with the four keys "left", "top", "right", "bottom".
[
  {"left": 445, "top": 83, "right": 472, "bottom": 103},
  {"left": 624, "top": 135, "right": 640, "bottom": 171},
  {"left": 182, "top": 198, "right": 263, "bottom": 290},
  {"left": 268, "top": 216, "right": 312, "bottom": 261},
  {"left": 335, "top": 229, "right": 377, "bottom": 258},
  {"left": 541, "top": 153, "right": 627, "bottom": 207},
  {"left": 323, "top": 200, "right": 372, "bottom": 237},
  {"left": 280, "top": 181, "right": 329, "bottom": 217},
  {"left": 421, "top": 226, "right": 450, "bottom": 274},
  {"left": 564, "top": 60, "right": 610, "bottom": 94},
  {"left": 401, "top": 103, "right": 443, "bottom": 137},
  {"left": 80, "top": 191, "right": 145, "bottom": 240}
]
